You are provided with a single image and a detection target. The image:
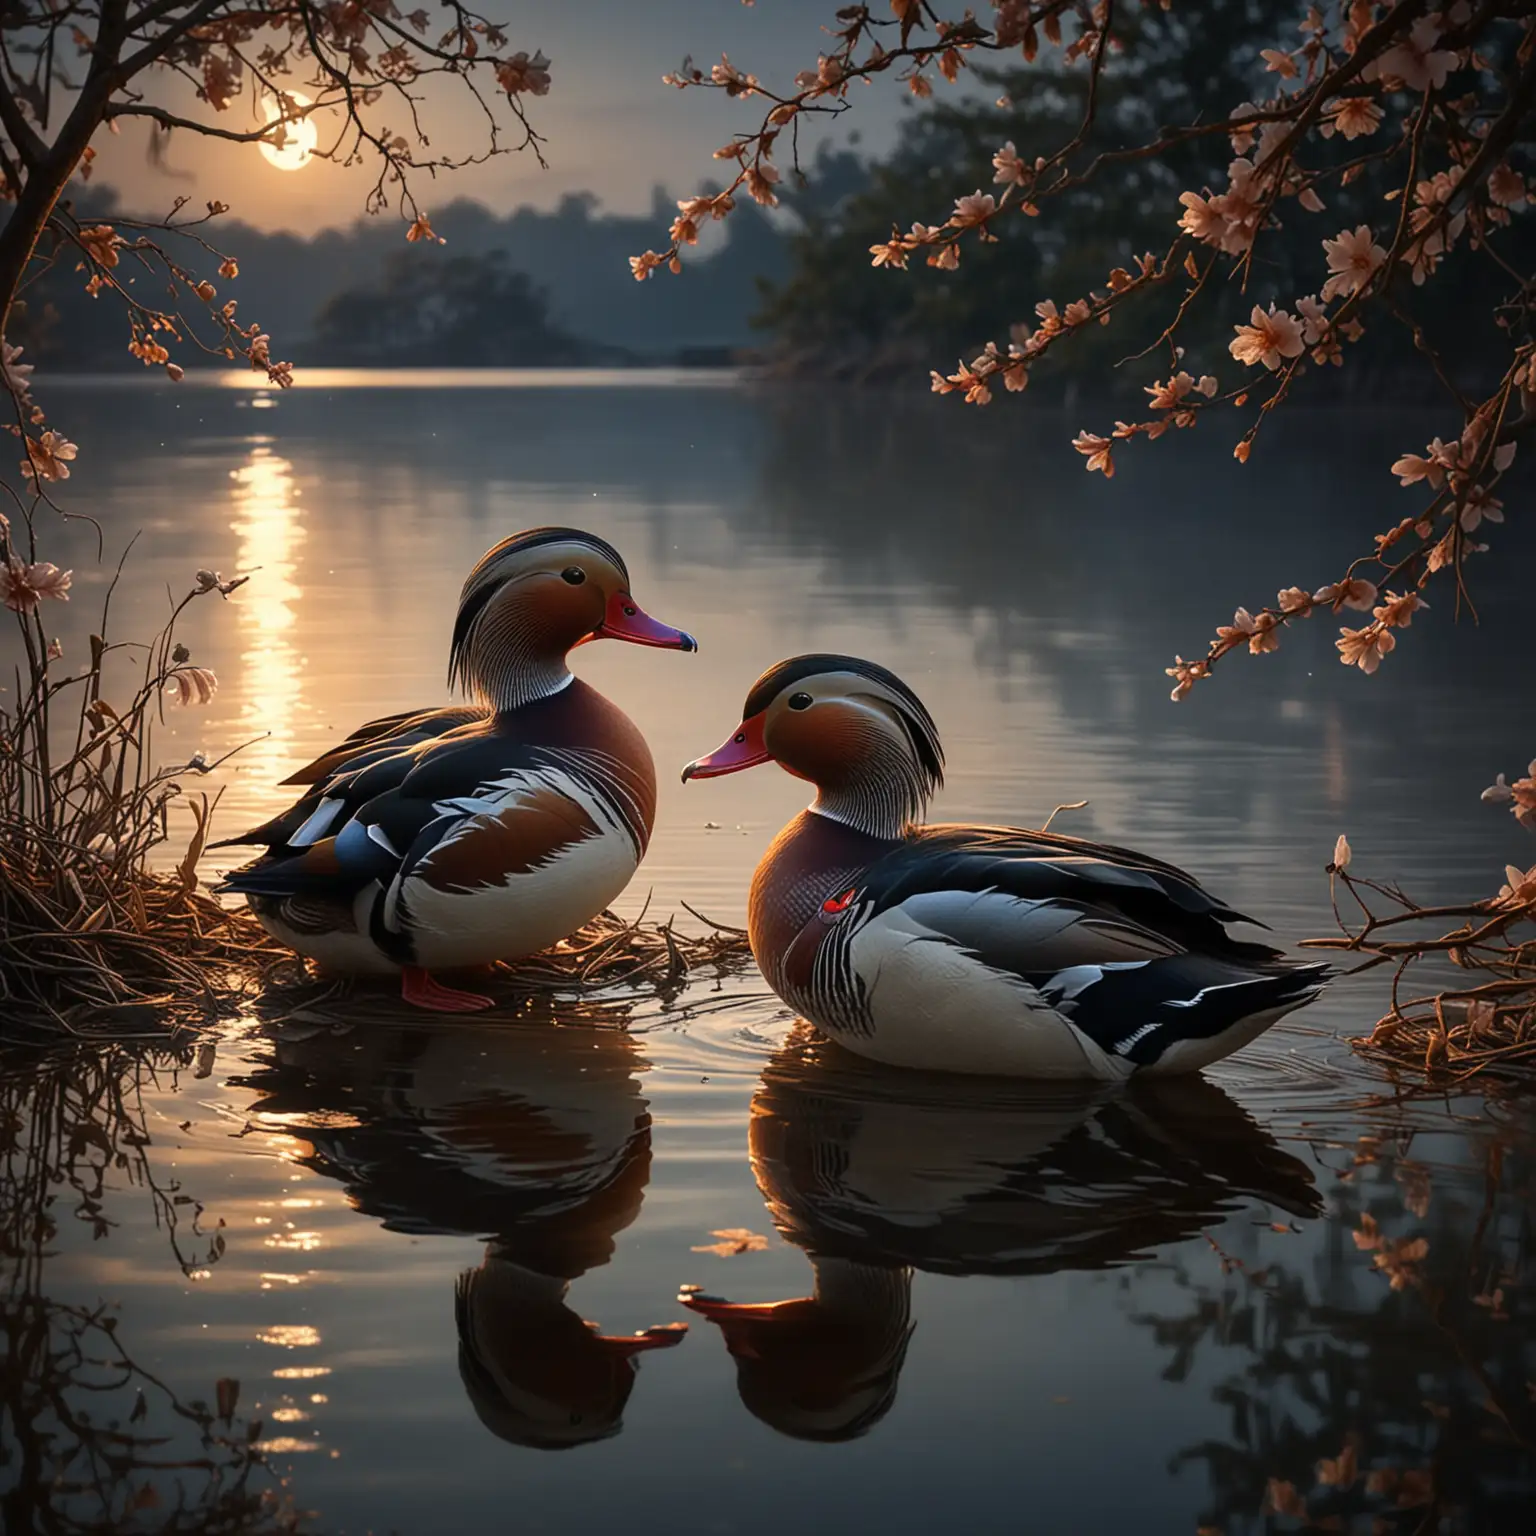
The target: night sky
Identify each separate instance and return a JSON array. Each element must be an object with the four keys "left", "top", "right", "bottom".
[{"left": 87, "top": 2, "right": 911, "bottom": 236}]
